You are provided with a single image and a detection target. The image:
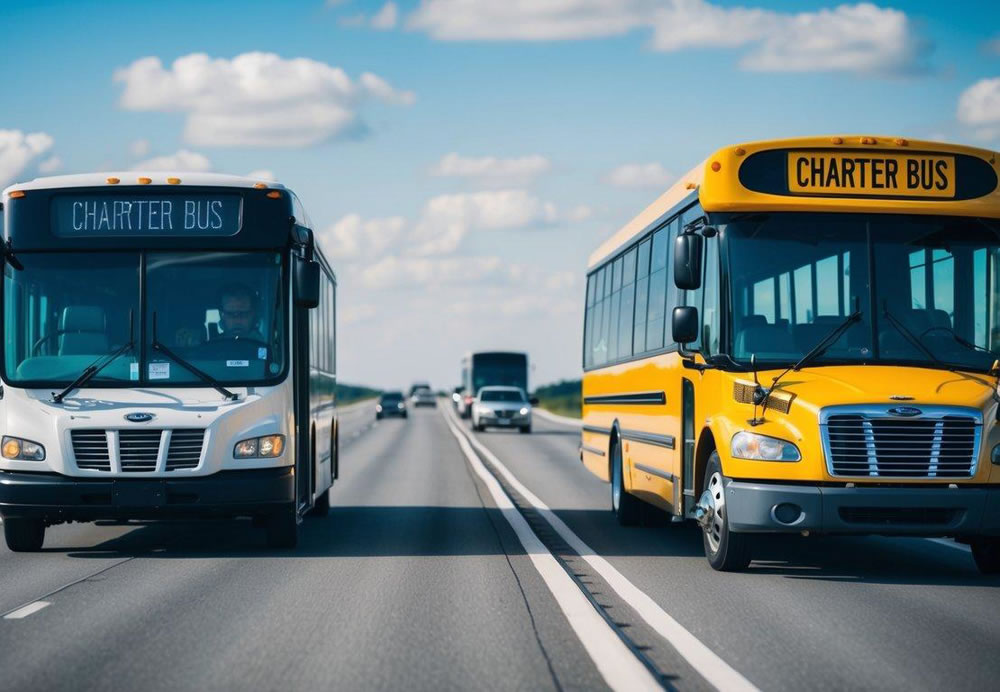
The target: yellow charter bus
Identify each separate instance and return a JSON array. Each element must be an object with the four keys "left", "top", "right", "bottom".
[{"left": 581, "top": 136, "right": 1000, "bottom": 573}]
